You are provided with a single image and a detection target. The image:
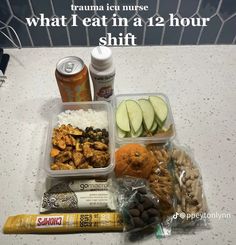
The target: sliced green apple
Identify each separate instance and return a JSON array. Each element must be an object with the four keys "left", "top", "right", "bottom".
[
  {"left": 116, "top": 100, "right": 130, "bottom": 132},
  {"left": 125, "top": 100, "right": 143, "bottom": 133},
  {"left": 150, "top": 120, "right": 158, "bottom": 133},
  {"left": 117, "top": 126, "right": 127, "bottom": 138},
  {"left": 149, "top": 96, "right": 168, "bottom": 127},
  {"left": 130, "top": 125, "right": 143, "bottom": 138},
  {"left": 138, "top": 99, "right": 155, "bottom": 130},
  {"left": 155, "top": 116, "right": 164, "bottom": 128}
]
